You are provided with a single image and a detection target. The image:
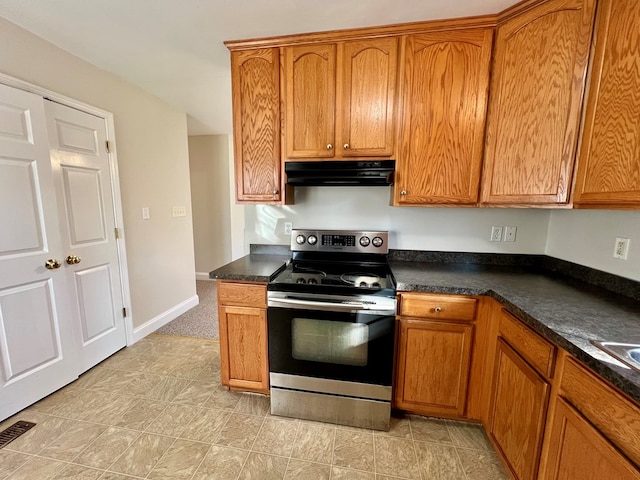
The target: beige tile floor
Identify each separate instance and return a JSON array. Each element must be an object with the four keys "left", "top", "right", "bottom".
[{"left": 0, "top": 334, "right": 509, "bottom": 480}]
